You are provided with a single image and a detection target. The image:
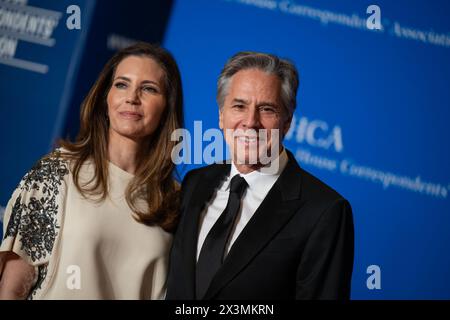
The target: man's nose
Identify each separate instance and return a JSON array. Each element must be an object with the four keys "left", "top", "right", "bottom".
[{"left": 242, "top": 107, "right": 261, "bottom": 129}]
